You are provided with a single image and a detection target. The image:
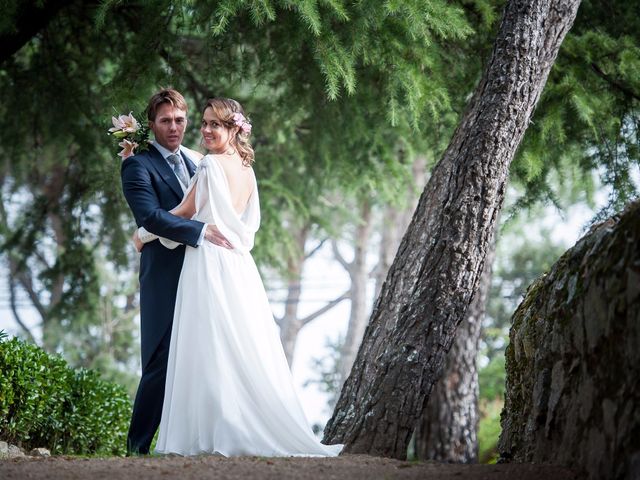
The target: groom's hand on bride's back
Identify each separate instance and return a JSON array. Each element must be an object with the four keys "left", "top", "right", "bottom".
[{"left": 205, "top": 224, "right": 233, "bottom": 249}]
